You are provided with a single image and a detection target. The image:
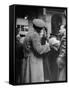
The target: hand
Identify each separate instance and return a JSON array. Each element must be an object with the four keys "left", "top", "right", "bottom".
[{"left": 45, "top": 42, "right": 50, "bottom": 52}]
